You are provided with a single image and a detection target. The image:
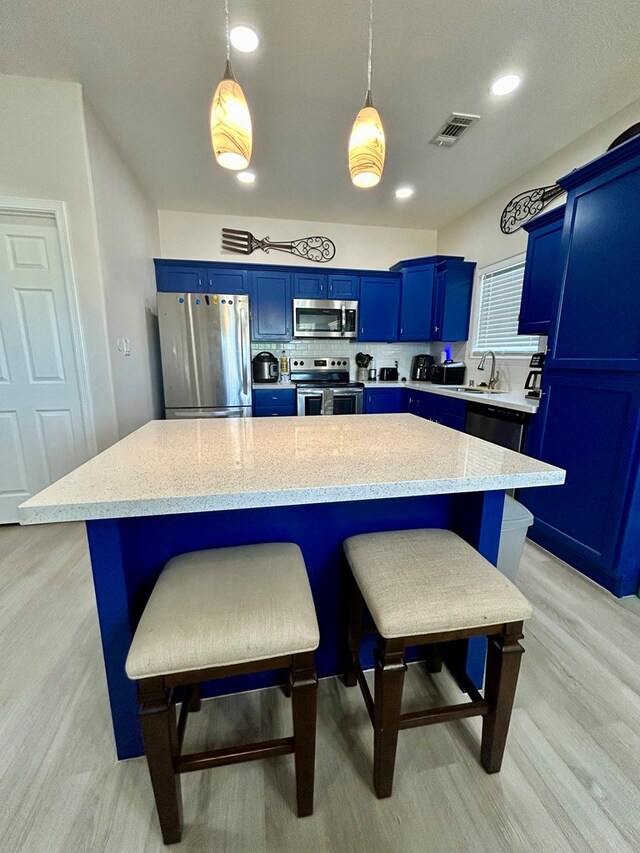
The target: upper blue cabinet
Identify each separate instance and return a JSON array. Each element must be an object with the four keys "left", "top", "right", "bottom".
[
  {"left": 327, "top": 275, "right": 359, "bottom": 300},
  {"left": 292, "top": 273, "right": 359, "bottom": 300},
  {"left": 549, "top": 136, "right": 640, "bottom": 372},
  {"left": 293, "top": 273, "right": 326, "bottom": 298},
  {"left": 358, "top": 275, "right": 401, "bottom": 341},
  {"left": 398, "top": 263, "right": 436, "bottom": 341},
  {"left": 250, "top": 269, "right": 292, "bottom": 341},
  {"left": 432, "top": 258, "right": 476, "bottom": 341},
  {"left": 391, "top": 255, "right": 475, "bottom": 342},
  {"left": 518, "top": 205, "right": 565, "bottom": 336},
  {"left": 155, "top": 261, "right": 208, "bottom": 292},
  {"left": 156, "top": 260, "right": 249, "bottom": 295}
]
